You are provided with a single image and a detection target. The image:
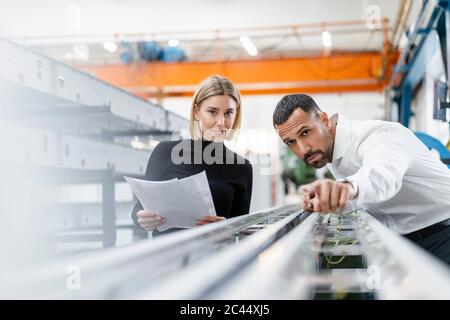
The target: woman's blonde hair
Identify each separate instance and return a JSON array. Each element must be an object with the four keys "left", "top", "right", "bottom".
[{"left": 189, "top": 75, "right": 242, "bottom": 140}]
